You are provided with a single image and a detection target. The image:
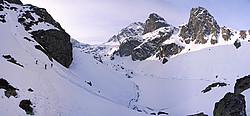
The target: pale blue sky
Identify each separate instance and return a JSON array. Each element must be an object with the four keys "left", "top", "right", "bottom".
[{"left": 21, "top": 0, "right": 250, "bottom": 44}]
